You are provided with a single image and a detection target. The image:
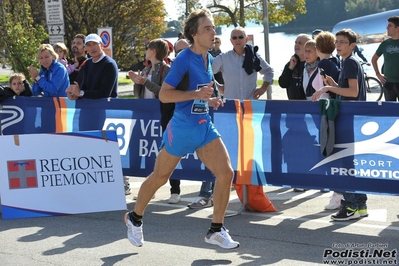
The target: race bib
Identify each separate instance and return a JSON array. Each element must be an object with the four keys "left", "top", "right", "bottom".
[
  {"left": 191, "top": 99, "right": 208, "bottom": 113},
  {"left": 191, "top": 83, "right": 209, "bottom": 114}
]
